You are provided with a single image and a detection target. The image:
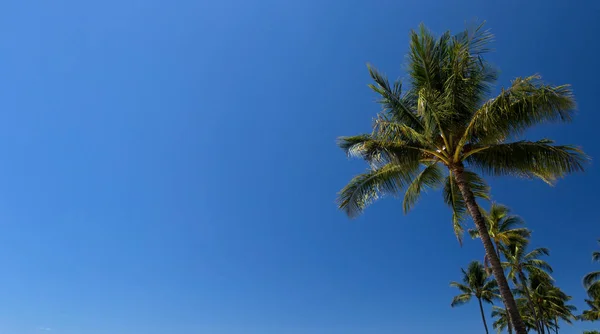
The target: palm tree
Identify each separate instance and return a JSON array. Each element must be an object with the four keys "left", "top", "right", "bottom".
[
  {"left": 336, "top": 23, "right": 587, "bottom": 334},
  {"left": 520, "top": 272, "right": 576, "bottom": 333},
  {"left": 469, "top": 203, "right": 531, "bottom": 261},
  {"left": 584, "top": 240, "right": 600, "bottom": 296},
  {"left": 491, "top": 306, "right": 512, "bottom": 334},
  {"left": 503, "top": 245, "right": 553, "bottom": 333},
  {"left": 580, "top": 296, "right": 600, "bottom": 322},
  {"left": 450, "top": 261, "right": 499, "bottom": 334}
]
